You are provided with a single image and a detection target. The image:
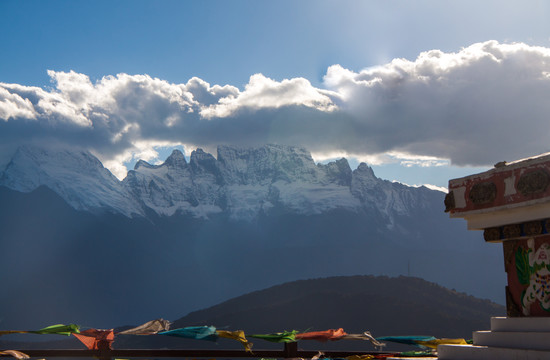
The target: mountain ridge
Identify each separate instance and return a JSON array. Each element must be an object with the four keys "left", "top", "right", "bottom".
[{"left": 0, "top": 144, "right": 443, "bottom": 223}]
